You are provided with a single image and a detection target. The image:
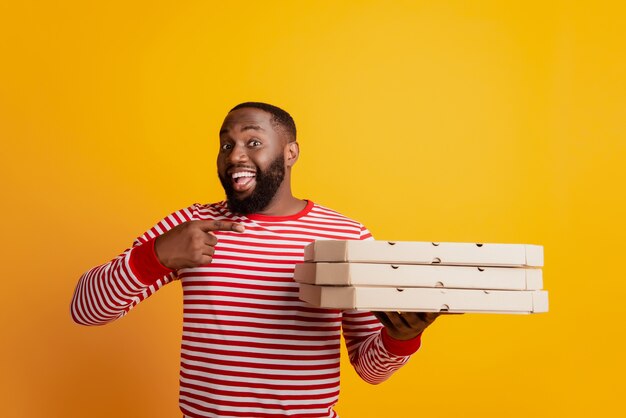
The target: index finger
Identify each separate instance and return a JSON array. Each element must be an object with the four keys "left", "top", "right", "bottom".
[{"left": 195, "top": 220, "right": 245, "bottom": 233}]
